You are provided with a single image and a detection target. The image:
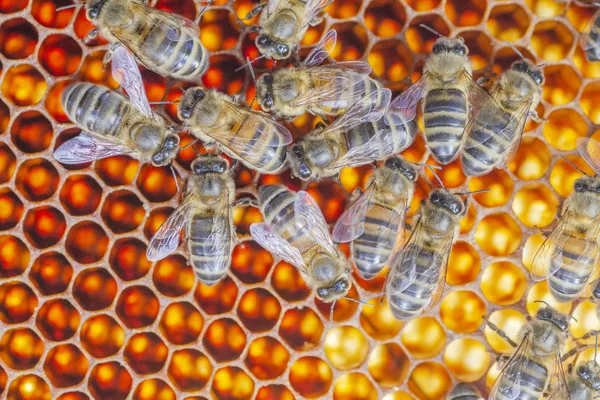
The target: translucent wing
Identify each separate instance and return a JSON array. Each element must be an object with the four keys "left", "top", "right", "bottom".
[
  {"left": 196, "top": 196, "right": 234, "bottom": 275},
  {"left": 54, "top": 134, "right": 134, "bottom": 164},
  {"left": 422, "top": 230, "right": 454, "bottom": 310},
  {"left": 580, "top": 8, "right": 600, "bottom": 59},
  {"left": 465, "top": 70, "right": 497, "bottom": 119},
  {"left": 489, "top": 334, "right": 533, "bottom": 400},
  {"left": 146, "top": 196, "right": 195, "bottom": 262},
  {"left": 294, "top": 190, "right": 337, "bottom": 256},
  {"left": 388, "top": 74, "right": 429, "bottom": 122},
  {"left": 302, "top": 0, "right": 333, "bottom": 27},
  {"left": 299, "top": 29, "right": 336, "bottom": 69},
  {"left": 496, "top": 101, "right": 531, "bottom": 168},
  {"left": 111, "top": 46, "right": 152, "bottom": 117},
  {"left": 132, "top": 2, "right": 199, "bottom": 41},
  {"left": 250, "top": 222, "right": 307, "bottom": 273},
  {"left": 385, "top": 218, "right": 426, "bottom": 294},
  {"left": 268, "top": 0, "right": 279, "bottom": 14},
  {"left": 577, "top": 137, "right": 600, "bottom": 175},
  {"left": 322, "top": 88, "right": 392, "bottom": 135},
  {"left": 332, "top": 128, "right": 395, "bottom": 168},
  {"left": 332, "top": 183, "right": 377, "bottom": 243},
  {"left": 546, "top": 355, "right": 570, "bottom": 400}
]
